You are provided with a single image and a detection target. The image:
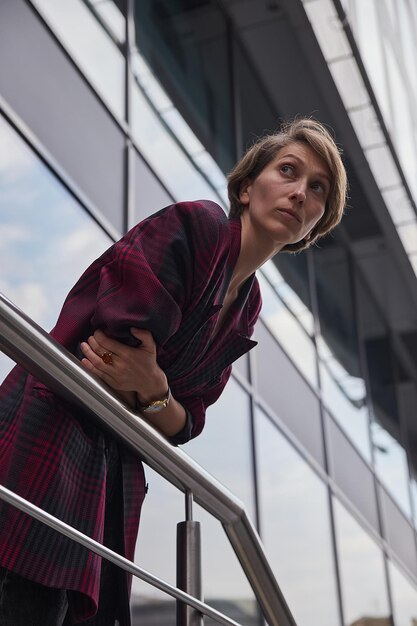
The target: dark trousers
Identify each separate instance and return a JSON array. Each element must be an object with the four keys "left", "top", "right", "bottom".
[{"left": 0, "top": 441, "right": 127, "bottom": 626}]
